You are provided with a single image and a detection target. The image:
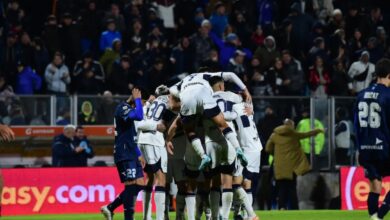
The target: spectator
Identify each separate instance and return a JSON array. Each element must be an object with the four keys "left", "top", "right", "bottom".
[
  {"left": 367, "top": 7, "right": 384, "bottom": 38},
  {"left": 209, "top": 2, "right": 228, "bottom": 38},
  {"left": 15, "top": 60, "right": 42, "bottom": 95},
  {"left": 344, "top": 5, "right": 366, "bottom": 40},
  {"left": 254, "top": 35, "right": 280, "bottom": 70},
  {"left": 6, "top": 0, "right": 25, "bottom": 28},
  {"left": 145, "top": 7, "right": 164, "bottom": 31},
  {"left": 308, "top": 37, "right": 329, "bottom": 66},
  {"left": 348, "top": 51, "right": 375, "bottom": 93},
  {"left": 335, "top": 107, "right": 354, "bottom": 165},
  {"left": 59, "top": 13, "right": 81, "bottom": 67},
  {"left": 257, "top": 0, "right": 277, "bottom": 35},
  {"left": 100, "top": 39, "right": 121, "bottom": 80},
  {"left": 44, "top": 52, "right": 71, "bottom": 95},
  {"left": 78, "top": 100, "right": 97, "bottom": 125},
  {"left": 194, "top": 7, "right": 205, "bottom": 27},
  {"left": 97, "top": 91, "right": 117, "bottom": 124},
  {"left": 210, "top": 32, "right": 252, "bottom": 69},
  {"left": 281, "top": 50, "right": 305, "bottom": 95},
  {"left": 170, "top": 37, "right": 194, "bottom": 75},
  {"left": 190, "top": 19, "right": 215, "bottom": 70},
  {"left": 31, "top": 37, "right": 50, "bottom": 75},
  {"left": 233, "top": 12, "right": 251, "bottom": 48},
  {"left": 266, "top": 119, "right": 323, "bottom": 210},
  {"left": 9, "top": 102, "right": 25, "bottom": 125},
  {"left": 329, "top": 60, "right": 353, "bottom": 96},
  {"left": 0, "top": 75, "right": 14, "bottom": 121},
  {"left": 327, "top": 9, "right": 344, "bottom": 35},
  {"left": 348, "top": 28, "right": 364, "bottom": 61},
  {"left": 308, "top": 56, "right": 331, "bottom": 97},
  {"left": 52, "top": 125, "right": 84, "bottom": 167},
  {"left": 376, "top": 26, "right": 388, "bottom": 50},
  {"left": 366, "top": 37, "right": 384, "bottom": 64},
  {"left": 80, "top": 0, "right": 103, "bottom": 55},
  {"left": 141, "top": 58, "right": 167, "bottom": 95},
  {"left": 42, "top": 15, "right": 61, "bottom": 57},
  {"left": 147, "top": 24, "right": 167, "bottom": 49},
  {"left": 265, "top": 57, "right": 285, "bottom": 95},
  {"left": 251, "top": 25, "right": 265, "bottom": 49},
  {"left": 276, "top": 19, "right": 293, "bottom": 52},
  {"left": 72, "top": 126, "right": 94, "bottom": 167},
  {"left": 73, "top": 52, "right": 105, "bottom": 94},
  {"left": 56, "top": 109, "right": 71, "bottom": 125},
  {"left": 18, "top": 32, "right": 34, "bottom": 67},
  {"left": 201, "top": 49, "right": 221, "bottom": 72},
  {"left": 109, "top": 55, "right": 136, "bottom": 95},
  {"left": 99, "top": 19, "right": 122, "bottom": 52},
  {"left": 123, "top": 19, "right": 145, "bottom": 56},
  {"left": 226, "top": 50, "right": 247, "bottom": 82},
  {"left": 103, "top": 3, "right": 125, "bottom": 33},
  {"left": 1, "top": 33, "right": 20, "bottom": 81}
]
